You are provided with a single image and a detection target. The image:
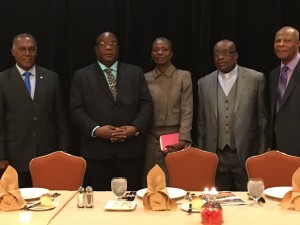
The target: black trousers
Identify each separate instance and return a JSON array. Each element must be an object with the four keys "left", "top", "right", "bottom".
[
  {"left": 84, "top": 156, "right": 143, "bottom": 191},
  {"left": 215, "top": 145, "right": 247, "bottom": 191}
]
